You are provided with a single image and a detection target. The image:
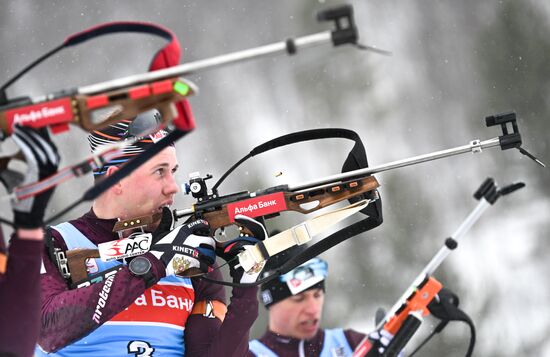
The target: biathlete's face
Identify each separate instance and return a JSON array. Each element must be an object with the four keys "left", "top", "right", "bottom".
[
  {"left": 269, "top": 288, "right": 325, "bottom": 340},
  {"left": 117, "top": 146, "right": 179, "bottom": 221}
]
